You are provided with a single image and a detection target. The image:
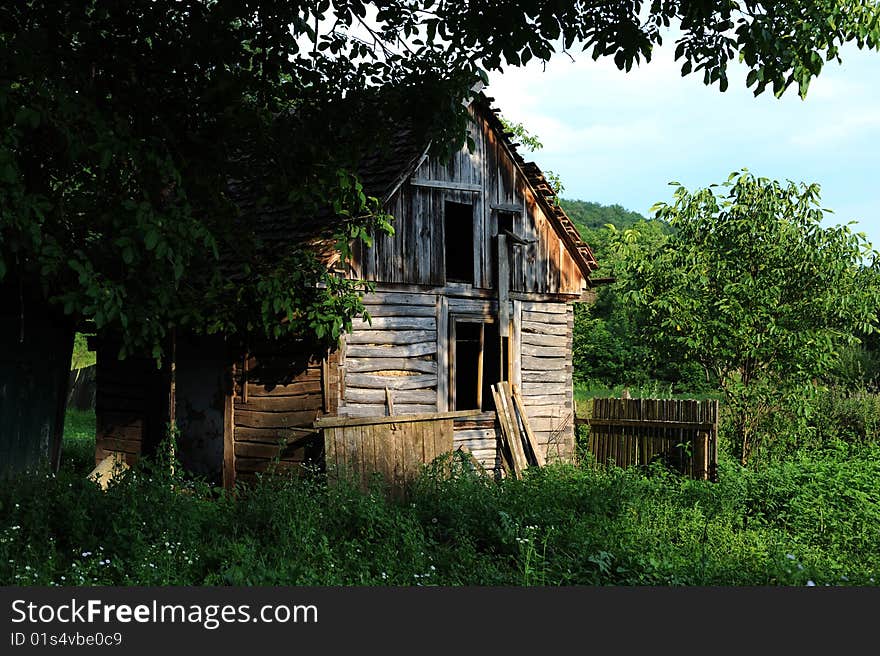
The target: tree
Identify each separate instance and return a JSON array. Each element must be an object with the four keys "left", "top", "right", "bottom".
[
  {"left": 3, "top": 1, "right": 880, "bottom": 360},
  {"left": 2, "top": 2, "right": 880, "bottom": 474},
  {"left": 568, "top": 214, "right": 706, "bottom": 392},
  {"left": 613, "top": 170, "right": 880, "bottom": 463}
]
